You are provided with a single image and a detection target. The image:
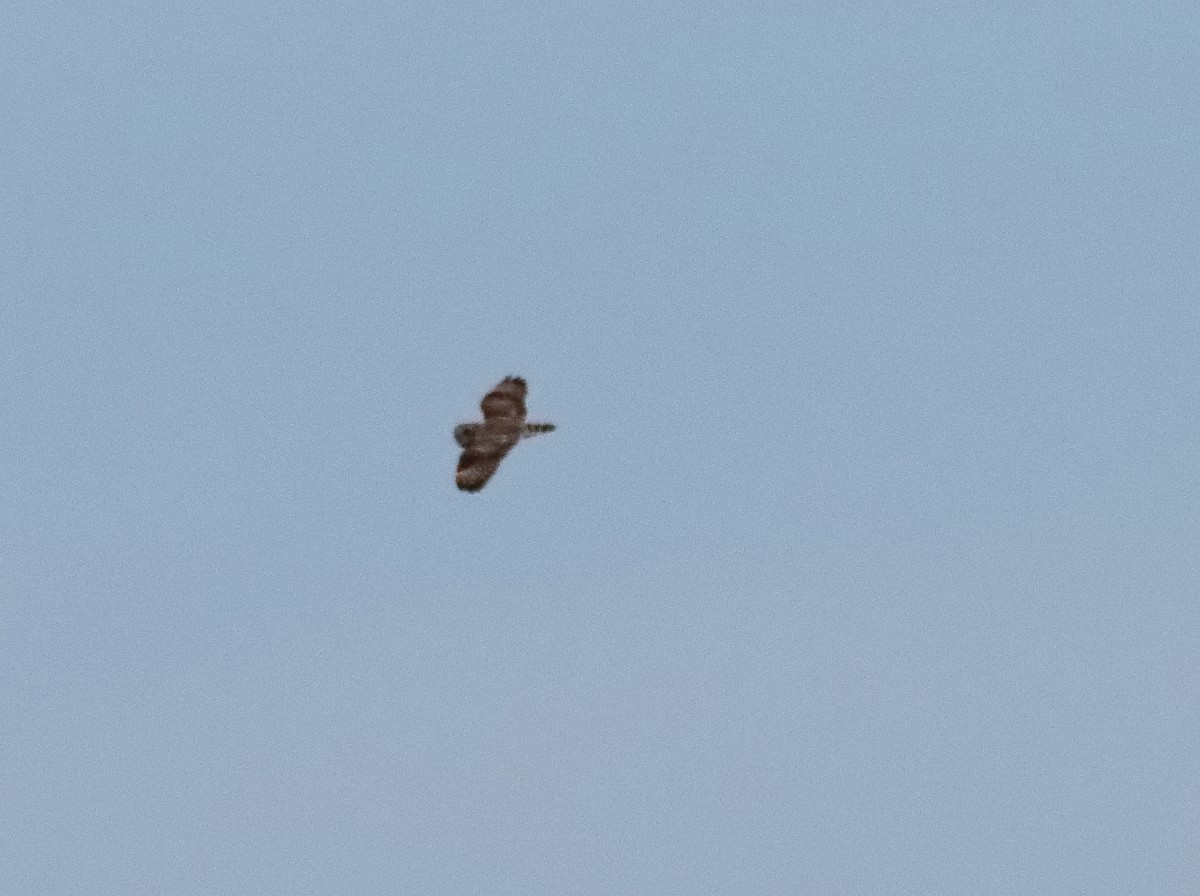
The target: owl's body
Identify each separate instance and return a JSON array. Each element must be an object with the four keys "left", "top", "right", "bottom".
[
  {"left": 454, "top": 377, "right": 555, "bottom": 492},
  {"left": 454, "top": 422, "right": 555, "bottom": 448}
]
